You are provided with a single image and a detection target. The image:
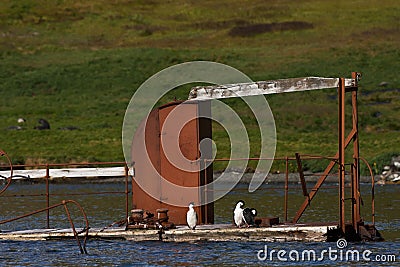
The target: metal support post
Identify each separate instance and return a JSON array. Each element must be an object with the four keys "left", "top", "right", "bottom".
[
  {"left": 351, "top": 72, "right": 361, "bottom": 233},
  {"left": 338, "top": 78, "right": 346, "bottom": 233}
]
